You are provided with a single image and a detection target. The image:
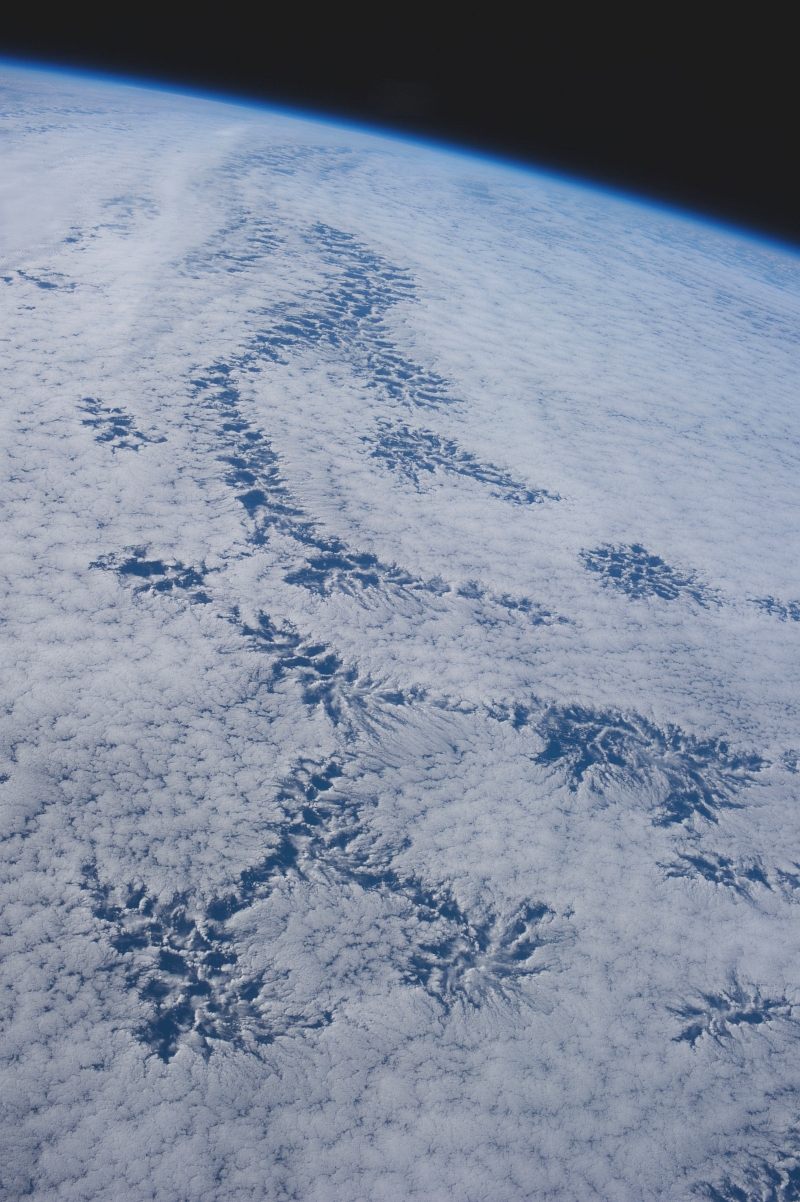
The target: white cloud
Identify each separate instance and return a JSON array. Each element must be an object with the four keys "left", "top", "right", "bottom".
[{"left": 1, "top": 60, "right": 800, "bottom": 1200}]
